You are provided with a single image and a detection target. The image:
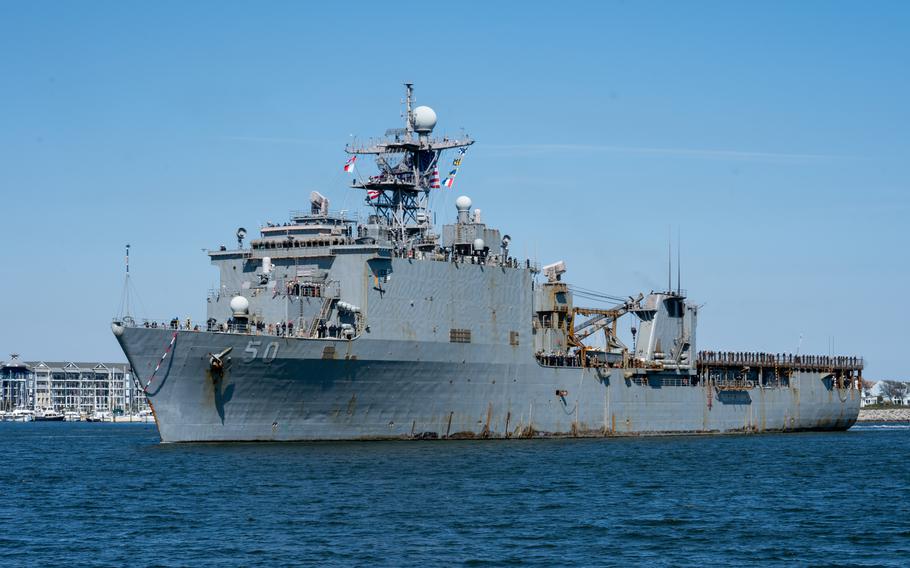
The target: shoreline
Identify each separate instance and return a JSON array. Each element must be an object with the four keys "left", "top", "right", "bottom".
[{"left": 857, "top": 408, "right": 910, "bottom": 423}]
